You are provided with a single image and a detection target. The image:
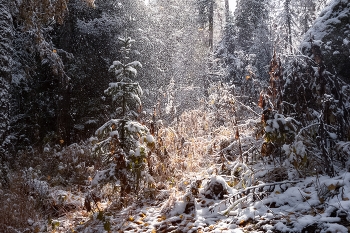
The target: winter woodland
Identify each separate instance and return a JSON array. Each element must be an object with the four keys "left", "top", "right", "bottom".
[{"left": 0, "top": 0, "right": 350, "bottom": 232}]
